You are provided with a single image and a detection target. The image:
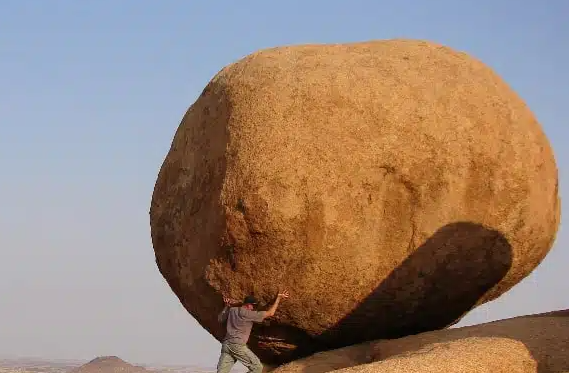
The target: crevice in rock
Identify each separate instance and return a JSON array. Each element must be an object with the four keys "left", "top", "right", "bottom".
[
  {"left": 223, "top": 243, "right": 237, "bottom": 271},
  {"left": 378, "top": 165, "right": 419, "bottom": 254}
]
